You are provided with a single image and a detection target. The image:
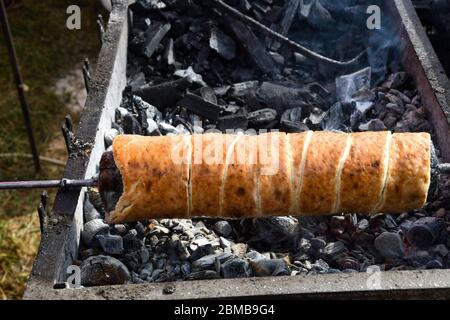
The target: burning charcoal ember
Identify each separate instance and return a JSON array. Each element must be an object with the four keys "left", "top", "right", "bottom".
[
  {"left": 214, "top": 220, "right": 233, "bottom": 237},
  {"left": 80, "top": 255, "right": 131, "bottom": 287},
  {"left": 133, "top": 77, "right": 192, "bottom": 109},
  {"left": 83, "top": 195, "right": 101, "bottom": 222},
  {"left": 142, "top": 22, "right": 171, "bottom": 59},
  {"left": 250, "top": 258, "right": 290, "bottom": 277},
  {"left": 209, "top": 27, "right": 236, "bottom": 60},
  {"left": 336, "top": 67, "right": 371, "bottom": 104},
  {"left": 217, "top": 114, "right": 248, "bottom": 131},
  {"left": 374, "top": 232, "right": 405, "bottom": 259},
  {"left": 221, "top": 258, "right": 252, "bottom": 278},
  {"left": 178, "top": 93, "right": 224, "bottom": 121},
  {"left": 96, "top": 234, "right": 124, "bottom": 255},
  {"left": 247, "top": 108, "right": 277, "bottom": 126},
  {"left": 227, "top": 18, "right": 279, "bottom": 75},
  {"left": 192, "top": 252, "right": 235, "bottom": 271},
  {"left": 406, "top": 217, "right": 445, "bottom": 249},
  {"left": 123, "top": 229, "right": 144, "bottom": 252},
  {"left": 82, "top": 219, "right": 109, "bottom": 246}
]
